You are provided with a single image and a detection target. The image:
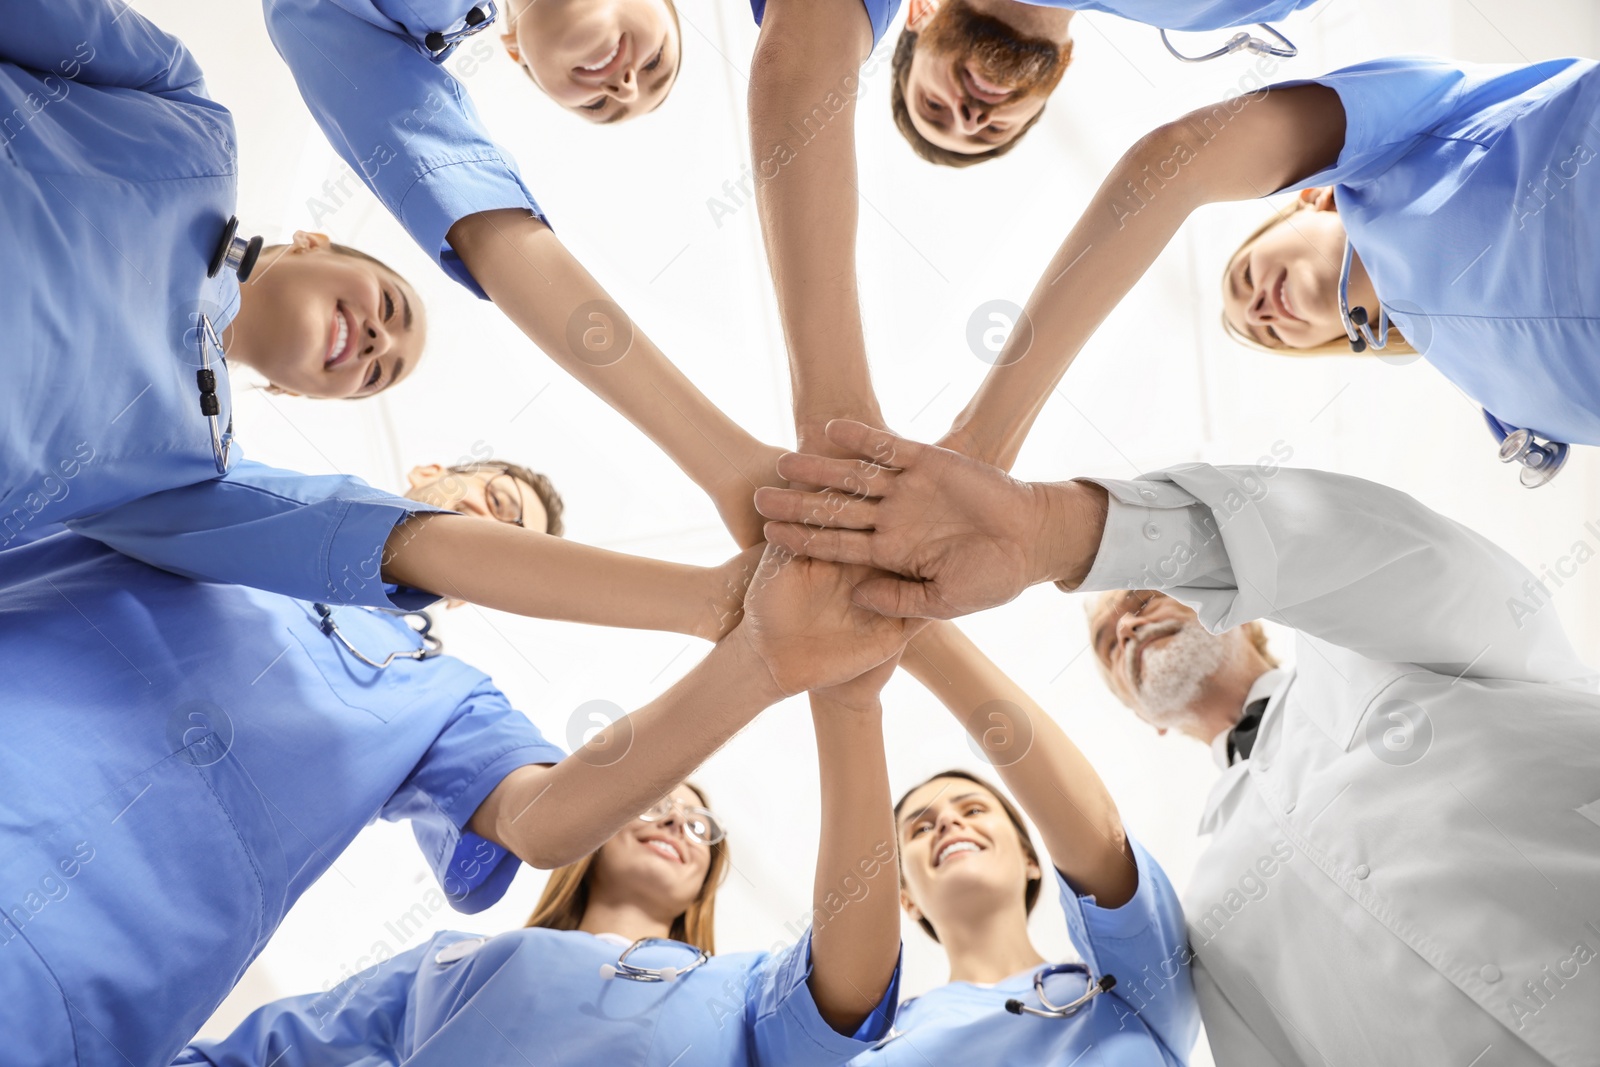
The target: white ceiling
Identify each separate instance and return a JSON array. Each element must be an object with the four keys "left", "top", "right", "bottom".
[{"left": 129, "top": 0, "right": 1600, "bottom": 1057}]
